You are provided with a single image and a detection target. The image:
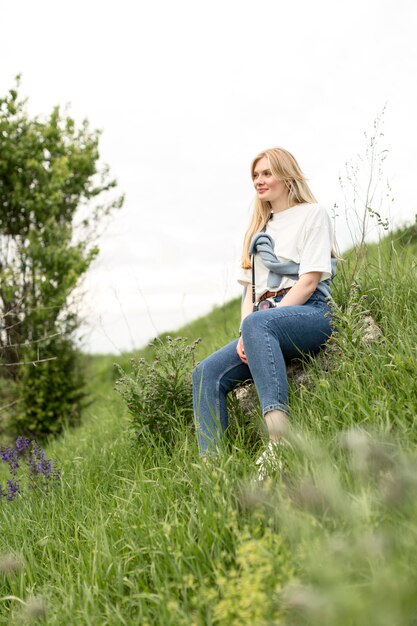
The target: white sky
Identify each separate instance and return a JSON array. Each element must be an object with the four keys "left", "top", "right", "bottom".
[{"left": 1, "top": 0, "right": 416, "bottom": 353}]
